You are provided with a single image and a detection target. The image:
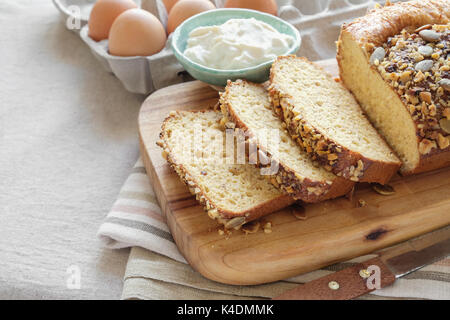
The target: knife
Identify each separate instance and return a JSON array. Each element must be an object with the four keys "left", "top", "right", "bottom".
[{"left": 273, "top": 226, "right": 450, "bottom": 300}]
